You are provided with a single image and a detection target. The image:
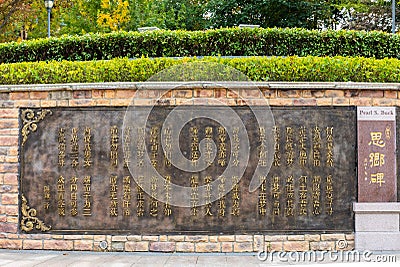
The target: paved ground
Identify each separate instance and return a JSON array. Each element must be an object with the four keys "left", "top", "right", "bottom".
[{"left": 0, "top": 250, "right": 399, "bottom": 267}]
